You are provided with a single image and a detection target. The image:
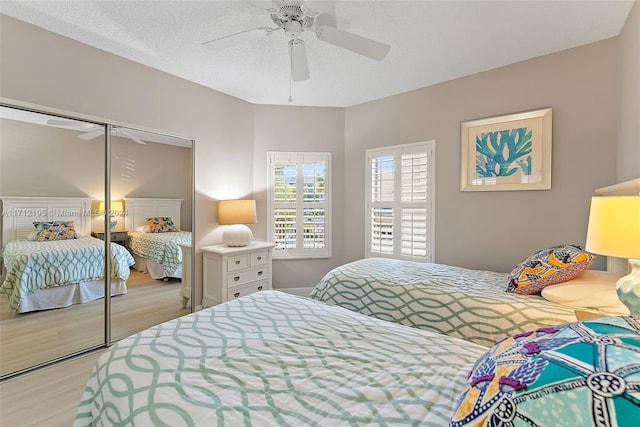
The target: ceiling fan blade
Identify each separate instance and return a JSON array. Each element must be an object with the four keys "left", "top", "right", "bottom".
[
  {"left": 203, "top": 27, "right": 273, "bottom": 51},
  {"left": 47, "top": 119, "right": 95, "bottom": 129},
  {"left": 123, "top": 132, "right": 146, "bottom": 145},
  {"left": 316, "top": 25, "right": 390, "bottom": 61},
  {"left": 78, "top": 129, "right": 105, "bottom": 141},
  {"left": 289, "top": 39, "right": 310, "bottom": 81}
]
